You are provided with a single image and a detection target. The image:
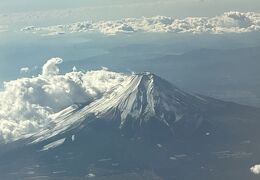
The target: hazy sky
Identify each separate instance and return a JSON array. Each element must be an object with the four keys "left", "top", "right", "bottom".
[
  {"left": 0, "top": 0, "right": 259, "bottom": 19},
  {"left": 0, "top": 0, "right": 259, "bottom": 29}
]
